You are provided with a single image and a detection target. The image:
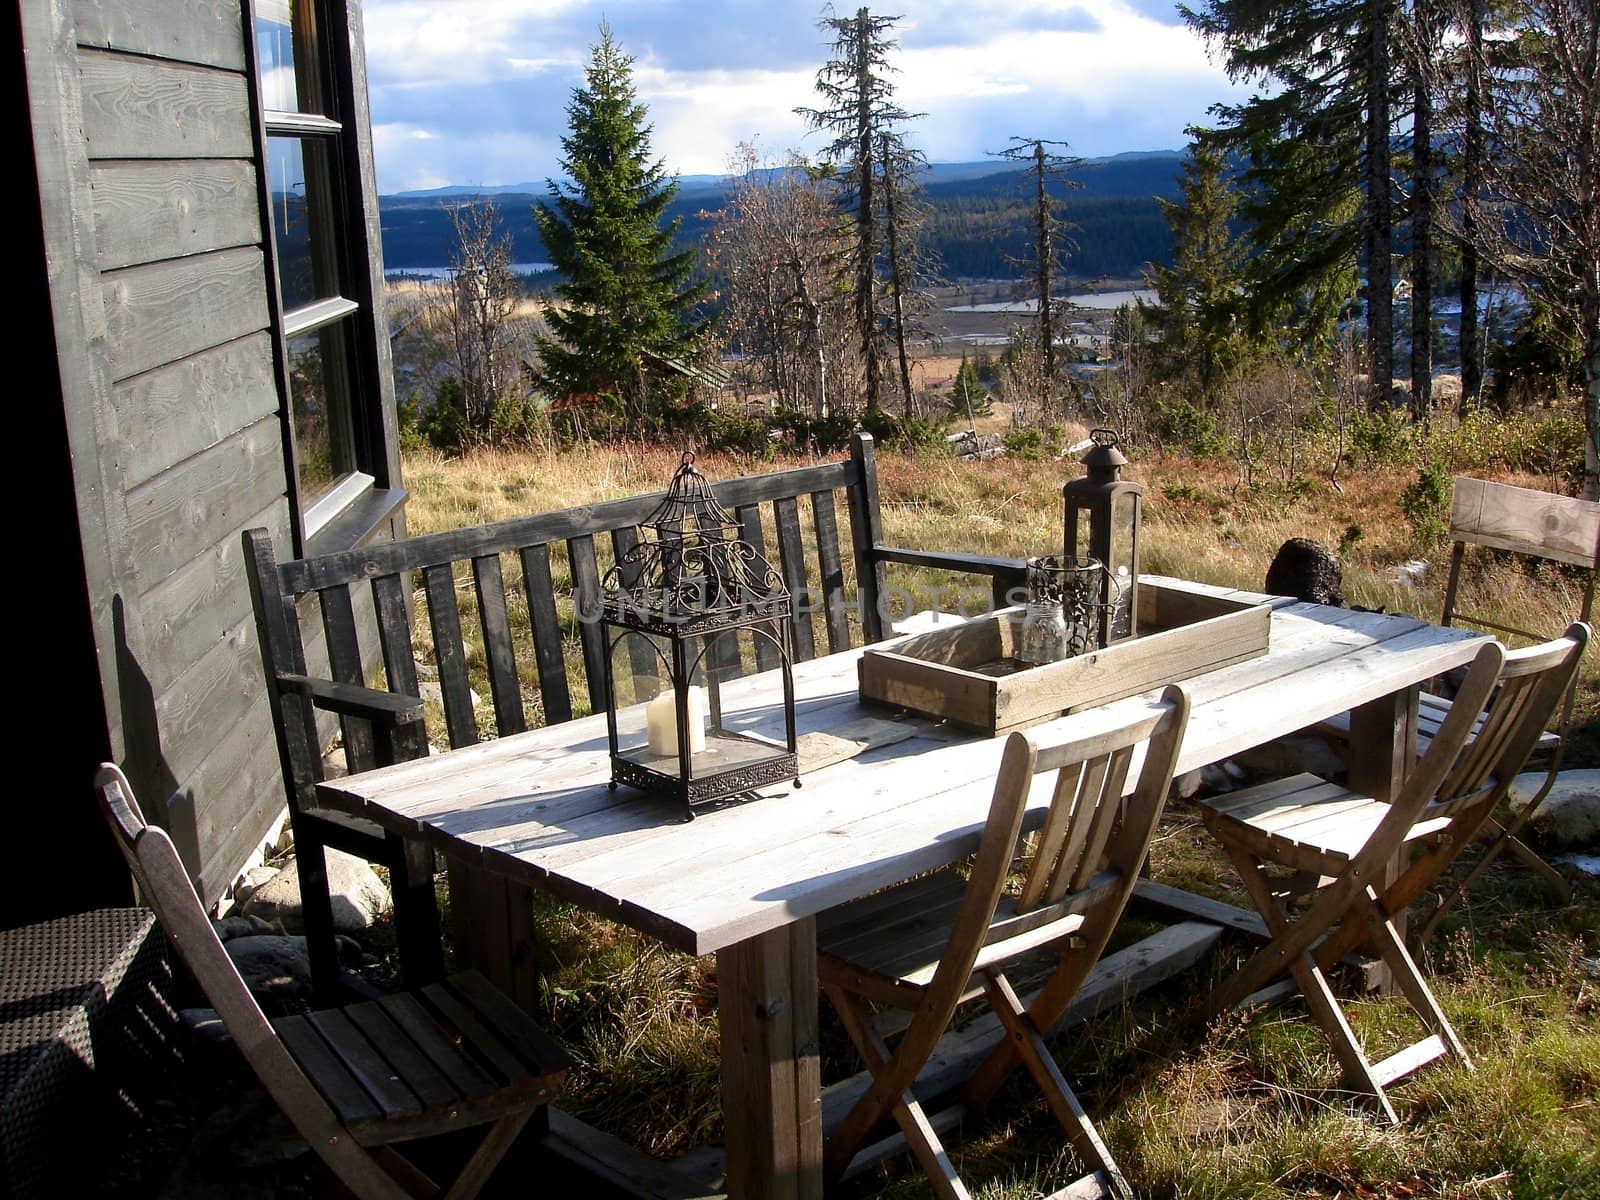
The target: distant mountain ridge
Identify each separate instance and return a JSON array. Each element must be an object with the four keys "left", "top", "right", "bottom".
[
  {"left": 388, "top": 149, "right": 1185, "bottom": 200},
  {"left": 379, "top": 149, "right": 1187, "bottom": 279}
]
